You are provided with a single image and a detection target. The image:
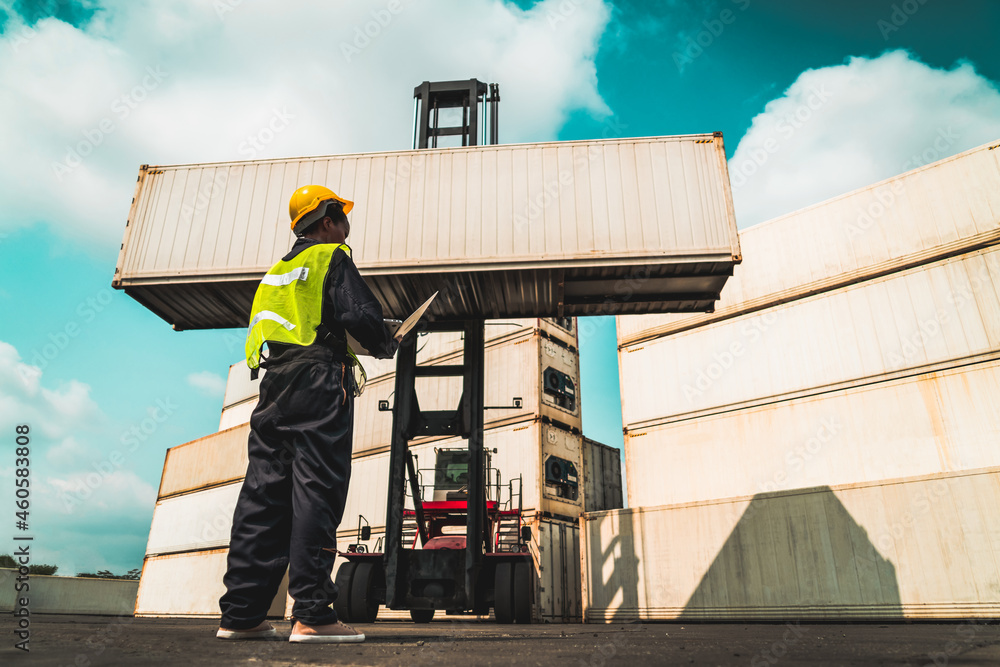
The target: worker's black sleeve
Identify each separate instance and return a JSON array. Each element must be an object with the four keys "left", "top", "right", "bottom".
[{"left": 326, "top": 250, "right": 398, "bottom": 359}]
